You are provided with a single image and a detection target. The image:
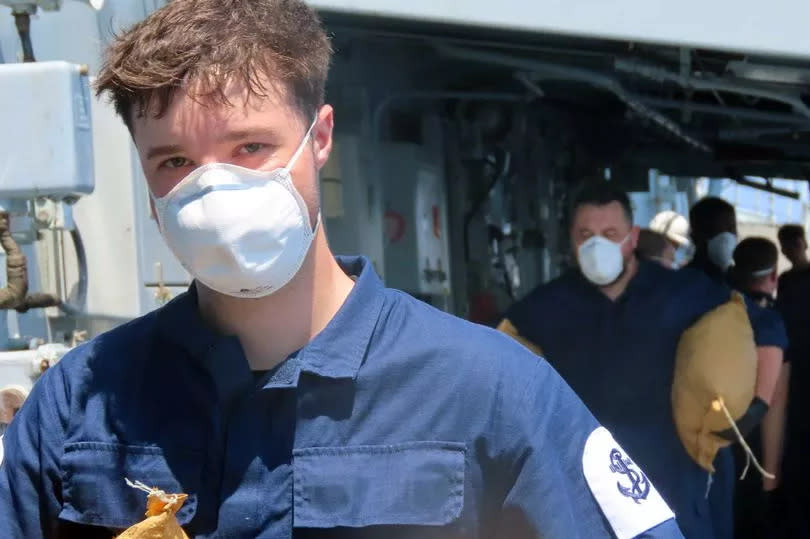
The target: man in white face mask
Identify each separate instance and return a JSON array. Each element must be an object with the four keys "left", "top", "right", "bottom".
[
  {"left": 0, "top": 2, "right": 684, "bottom": 538},
  {"left": 570, "top": 189, "right": 641, "bottom": 297},
  {"left": 498, "top": 183, "right": 760, "bottom": 538},
  {"left": 685, "top": 196, "right": 786, "bottom": 539},
  {"left": 688, "top": 197, "right": 739, "bottom": 282}
]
